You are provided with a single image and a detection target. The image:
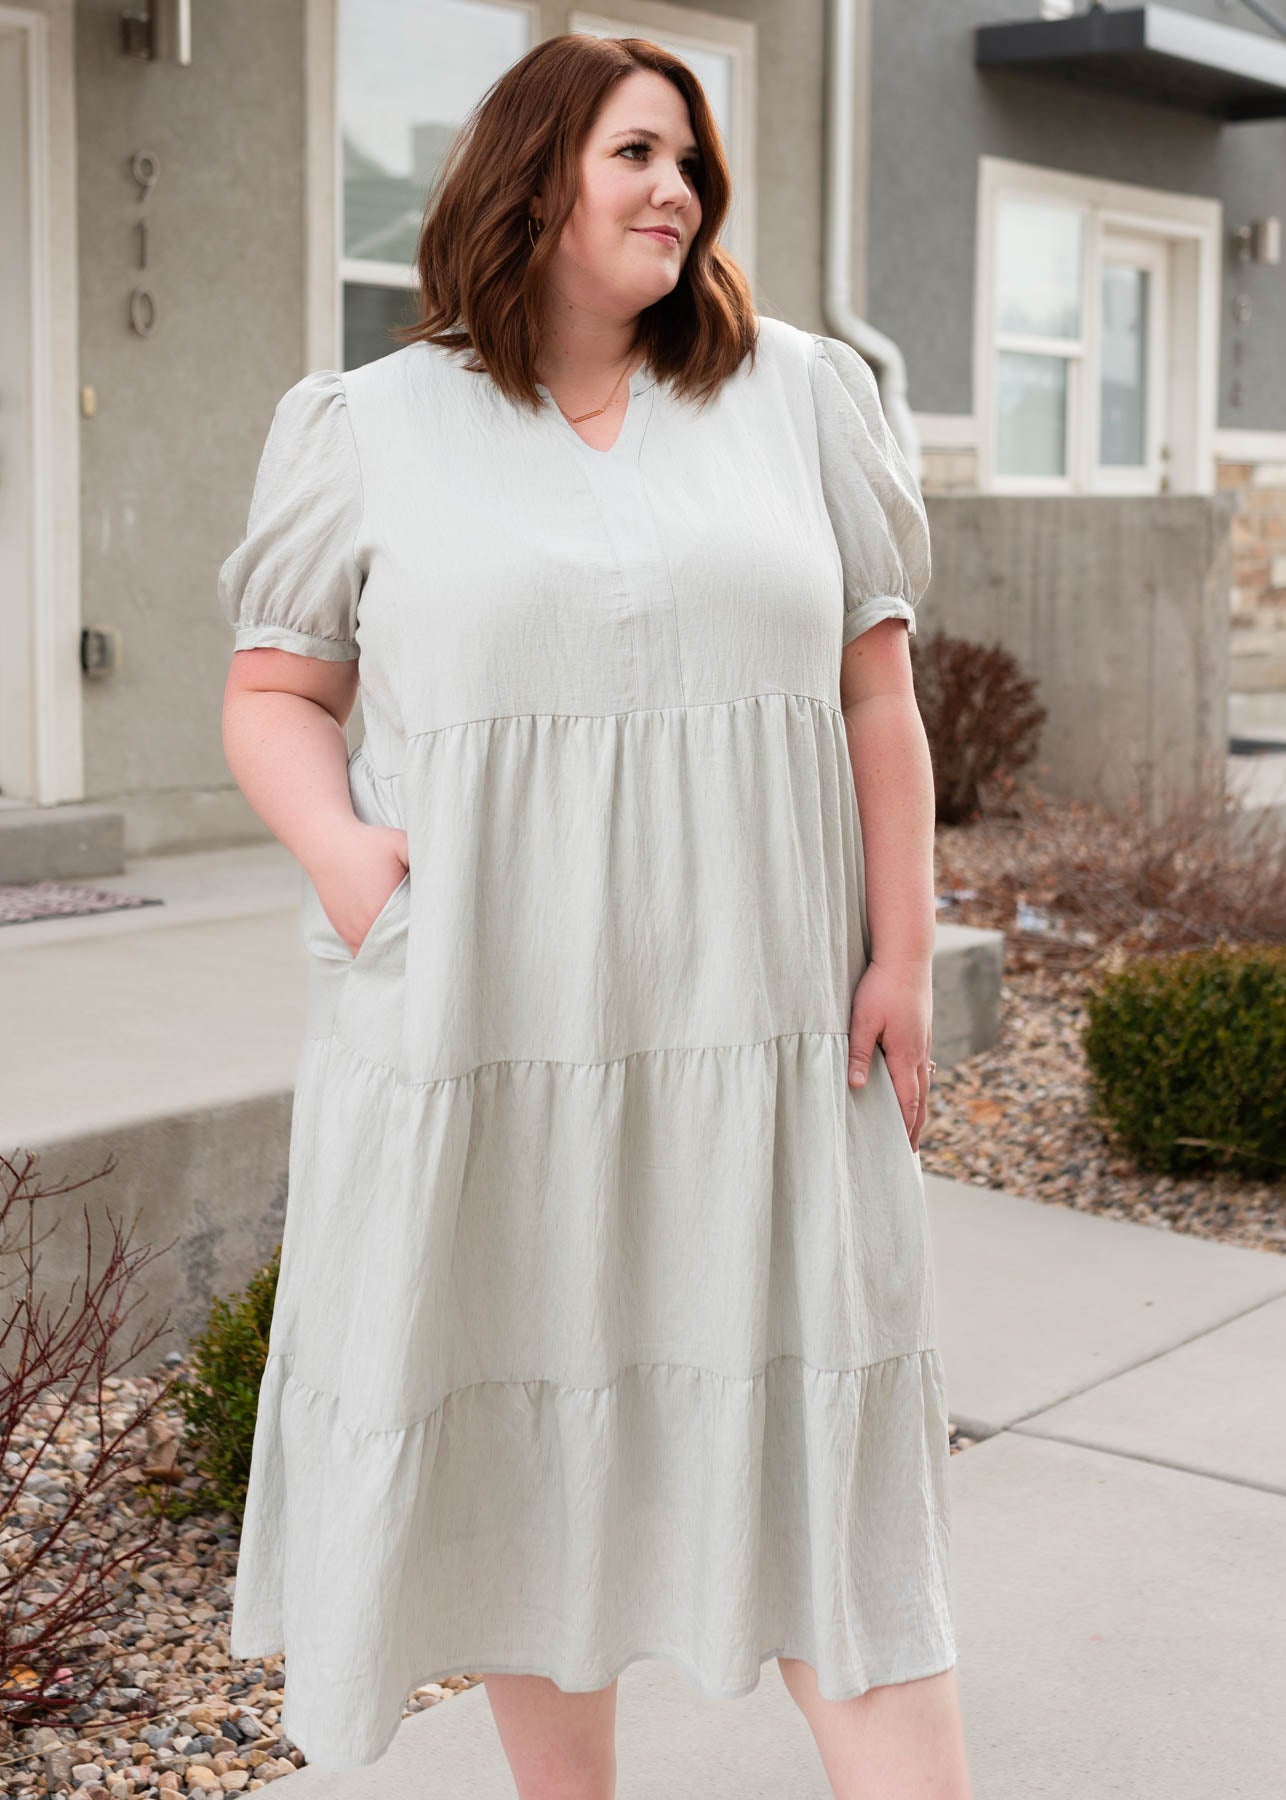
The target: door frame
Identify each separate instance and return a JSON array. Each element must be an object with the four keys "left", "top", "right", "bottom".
[{"left": 0, "top": 2, "right": 81, "bottom": 809}]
